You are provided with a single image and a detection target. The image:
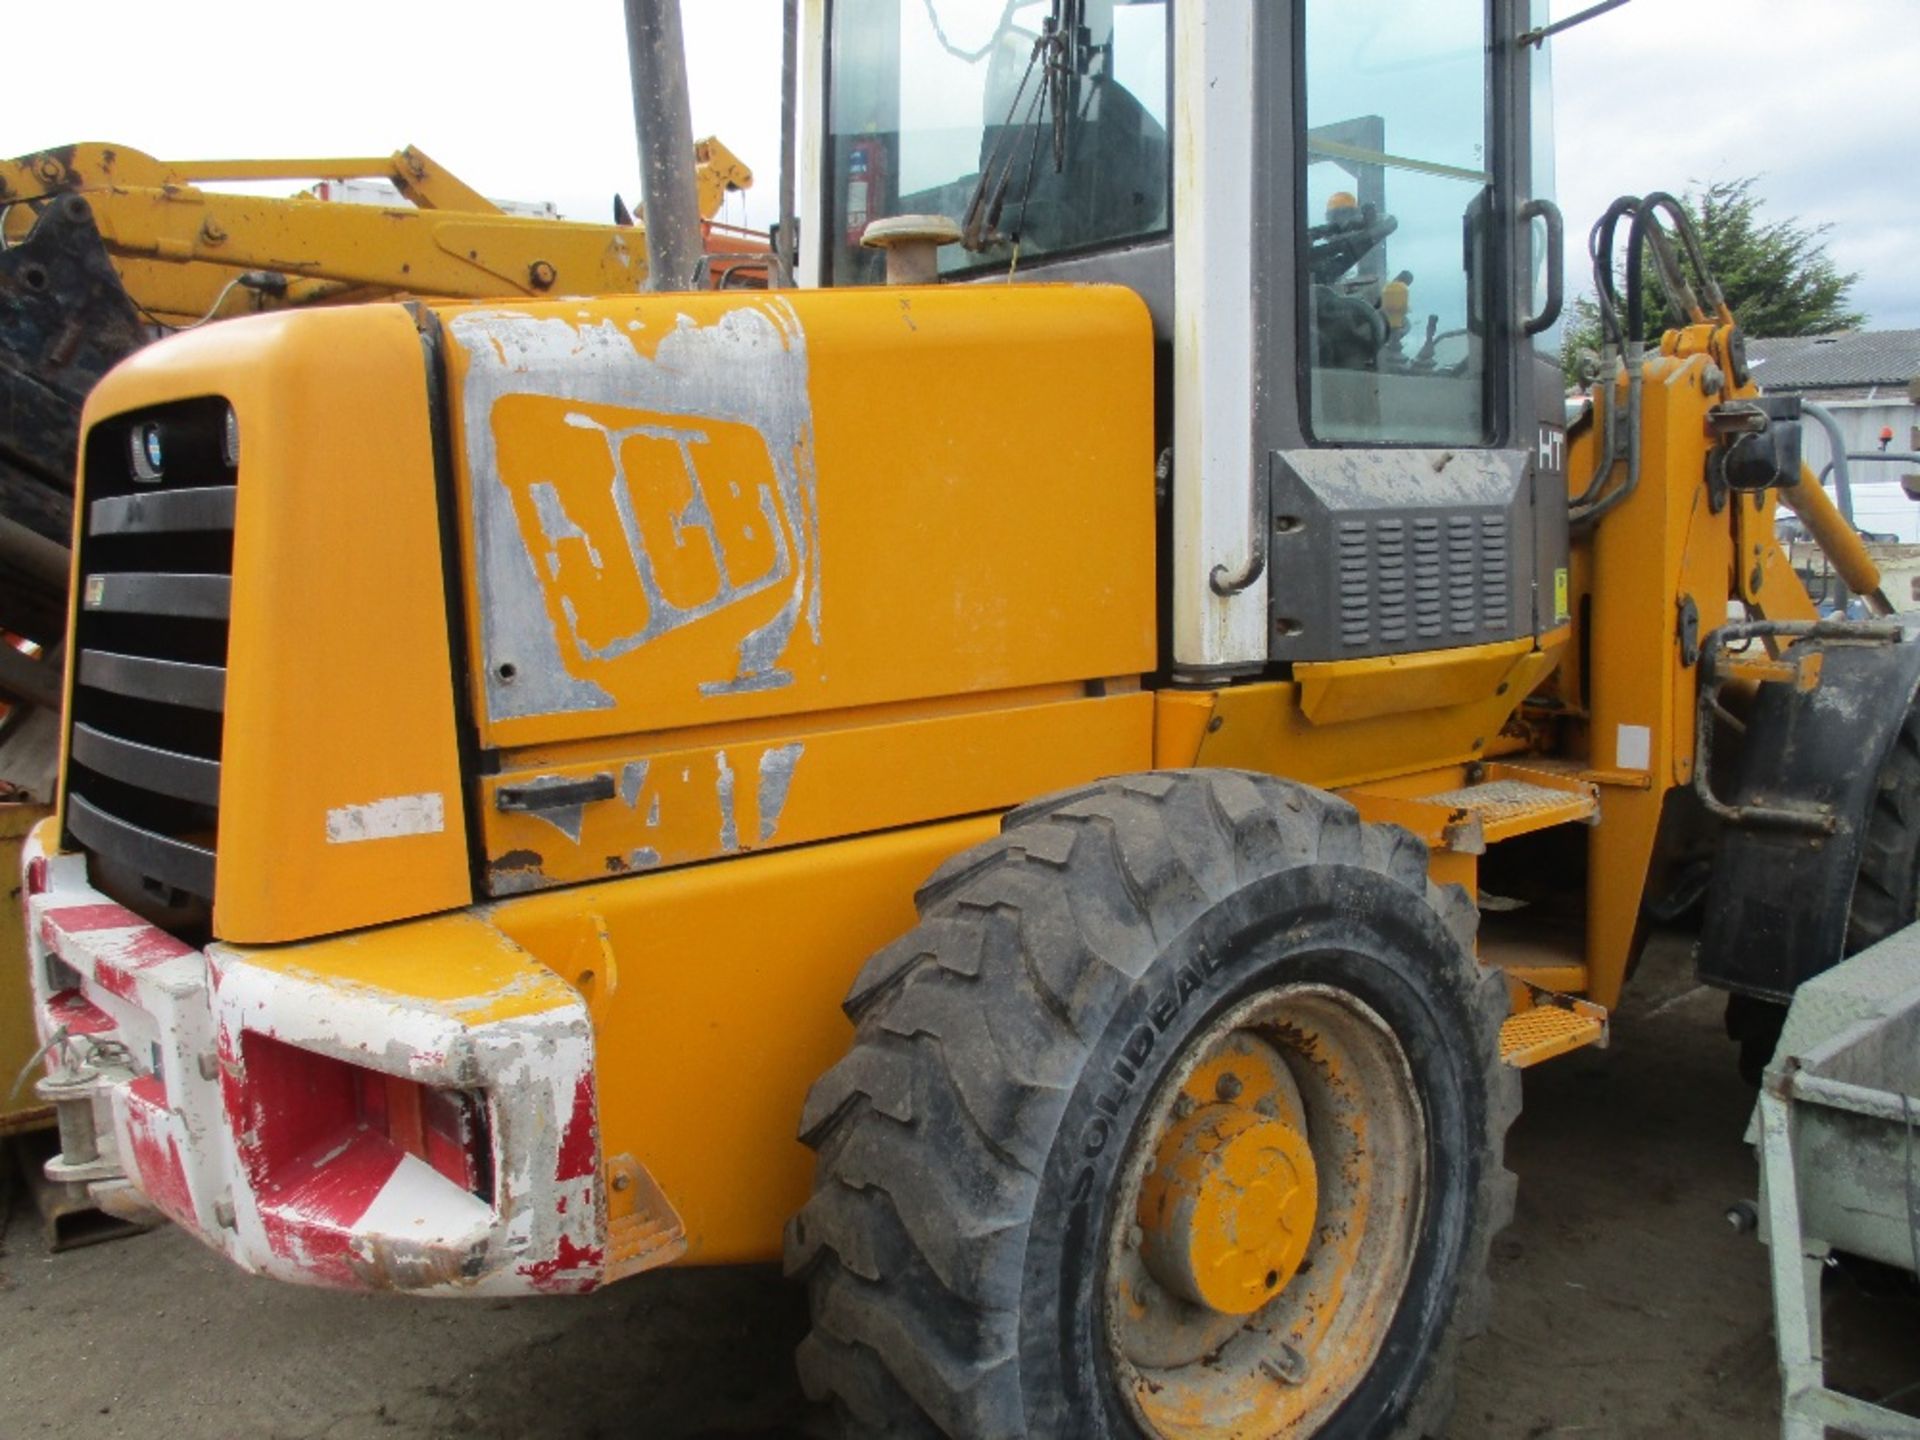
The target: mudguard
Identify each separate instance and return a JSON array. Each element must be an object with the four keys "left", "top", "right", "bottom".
[{"left": 1696, "top": 633, "right": 1920, "bottom": 1000}]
